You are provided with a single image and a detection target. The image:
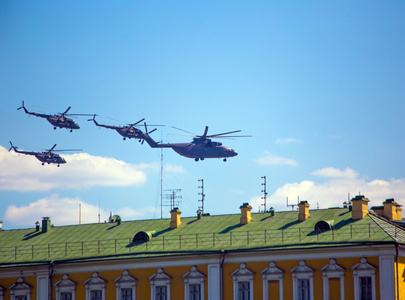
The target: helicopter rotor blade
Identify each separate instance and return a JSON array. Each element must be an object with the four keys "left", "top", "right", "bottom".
[
  {"left": 171, "top": 126, "right": 198, "bottom": 136},
  {"left": 207, "top": 130, "right": 242, "bottom": 138},
  {"left": 61, "top": 107, "right": 71, "bottom": 116}
]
